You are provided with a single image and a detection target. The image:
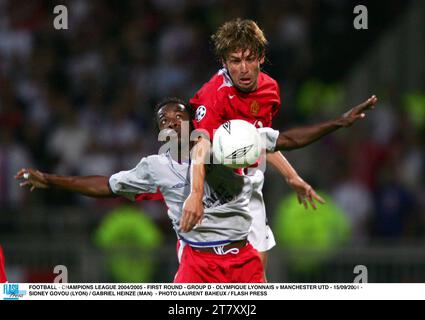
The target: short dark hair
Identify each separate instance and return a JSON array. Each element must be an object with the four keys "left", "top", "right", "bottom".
[
  {"left": 153, "top": 97, "right": 194, "bottom": 130},
  {"left": 212, "top": 18, "right": 268, "bottom": 62}
]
